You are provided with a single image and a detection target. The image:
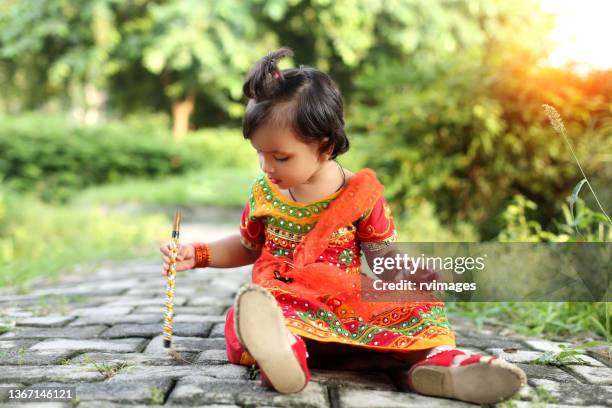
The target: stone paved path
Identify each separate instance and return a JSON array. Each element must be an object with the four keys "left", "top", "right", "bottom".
[{"left": 1, "top": 259, "right": 611, "bottom": 407}]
